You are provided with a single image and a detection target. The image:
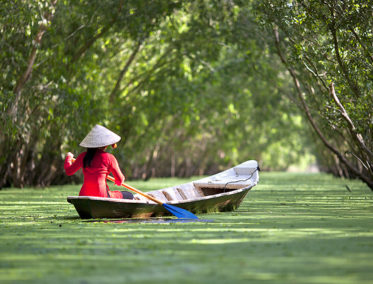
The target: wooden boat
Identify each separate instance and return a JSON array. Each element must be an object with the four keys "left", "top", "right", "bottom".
[{"left": 67, "top": 160, "right": 259, "bottom": 219}]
